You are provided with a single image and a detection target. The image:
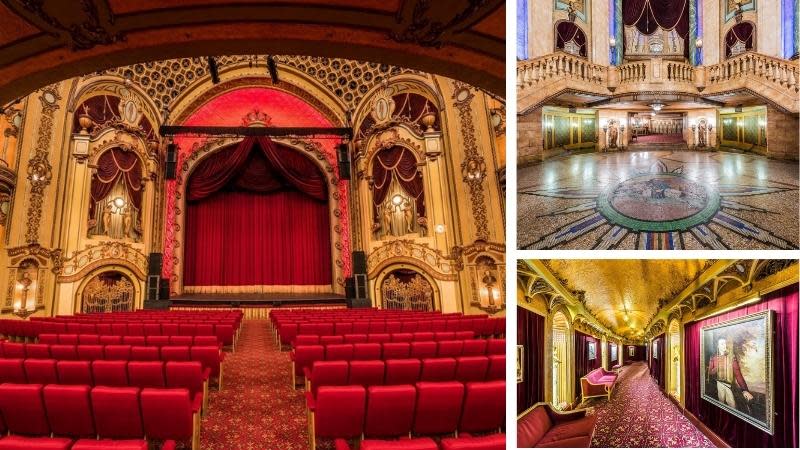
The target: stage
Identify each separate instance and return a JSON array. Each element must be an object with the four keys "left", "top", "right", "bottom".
[{"left": 169, "top": 292, "right": 347, "bottom": 307}]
